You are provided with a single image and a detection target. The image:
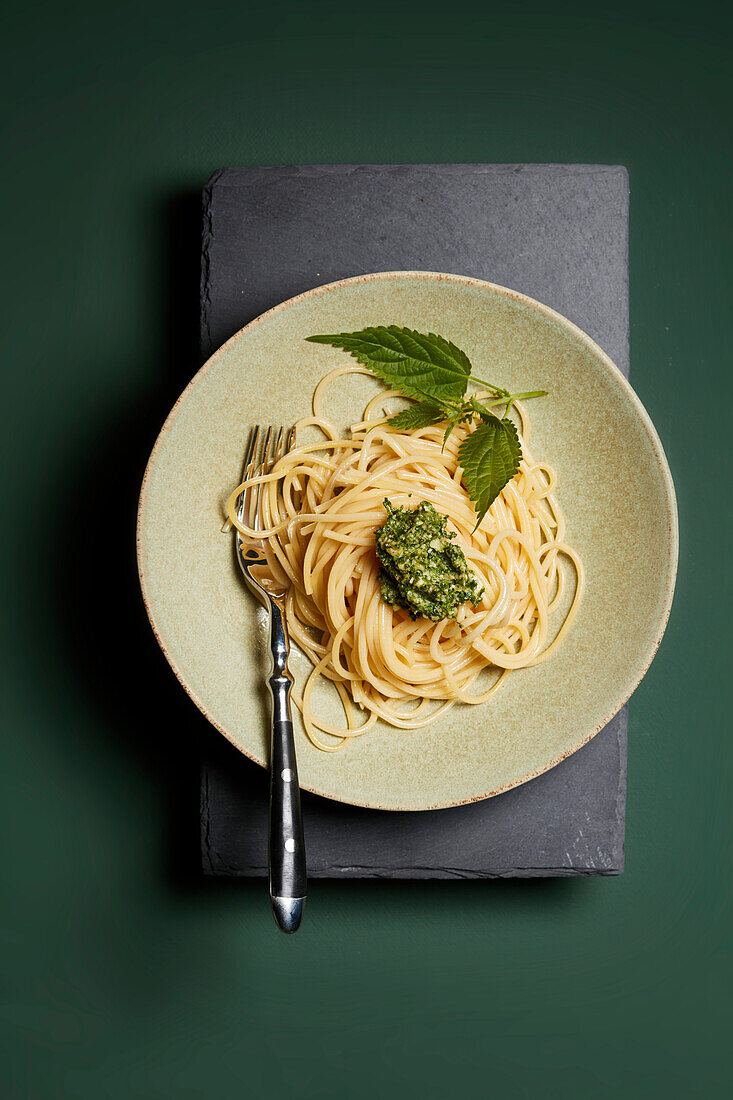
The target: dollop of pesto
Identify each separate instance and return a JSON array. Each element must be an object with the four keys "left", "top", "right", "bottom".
[{"left": 375, "top": 499, "right": 484, "bottom": 621}]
